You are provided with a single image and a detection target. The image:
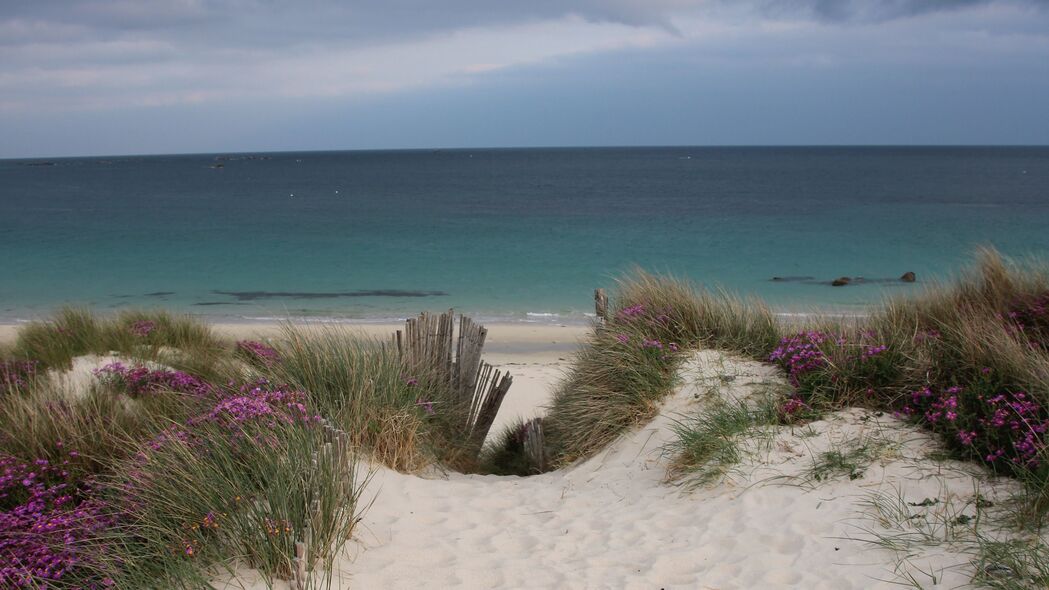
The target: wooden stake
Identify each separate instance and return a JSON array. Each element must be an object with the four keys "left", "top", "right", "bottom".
[
  {"left": 294, "top": 541, "right": 307, "bottom": 590},
  {"left": 594, "top": 288, "right": 608, "bottom": 320}
]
